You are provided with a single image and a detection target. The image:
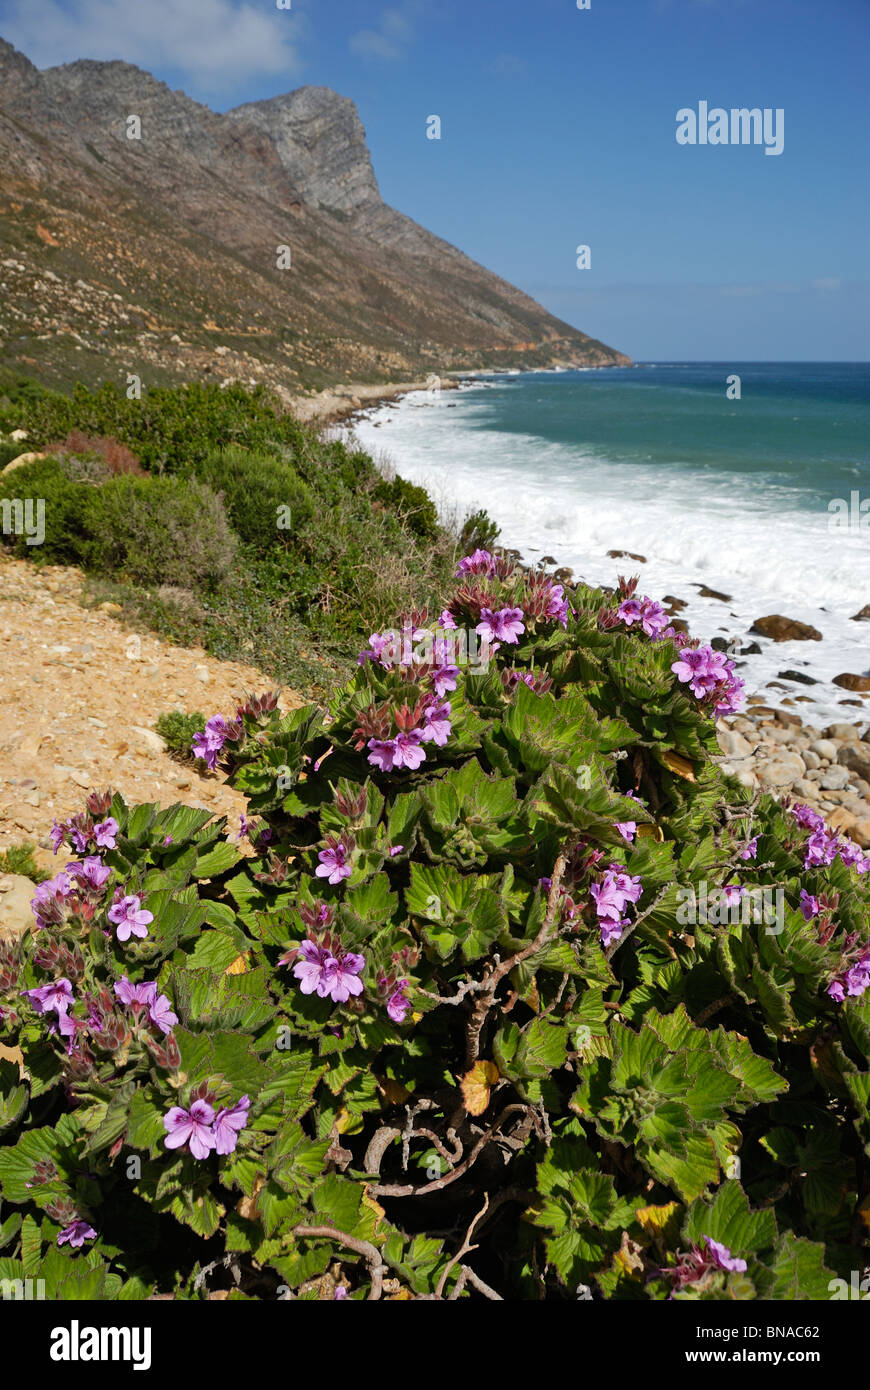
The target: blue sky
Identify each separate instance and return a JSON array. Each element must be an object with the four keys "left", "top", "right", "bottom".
[{"left": 1, "top": 0, "right": 867, "bottom": 361}]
